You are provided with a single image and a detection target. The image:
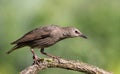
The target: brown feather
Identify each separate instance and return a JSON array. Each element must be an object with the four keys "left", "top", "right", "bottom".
[
  {"left": 7, "top": 43, "right": 25, "bottom": 54},
  {"left": 11, "top": 27, "right": 51, "bottom": 44}
]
